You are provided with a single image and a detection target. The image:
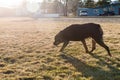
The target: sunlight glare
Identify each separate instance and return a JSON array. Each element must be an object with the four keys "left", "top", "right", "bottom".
[
  {"left": 26, "top": 0, "right": 43, "bottom": 13},
  {"left": 26, "top": 2, "right": 40, "bottom": 13}
]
